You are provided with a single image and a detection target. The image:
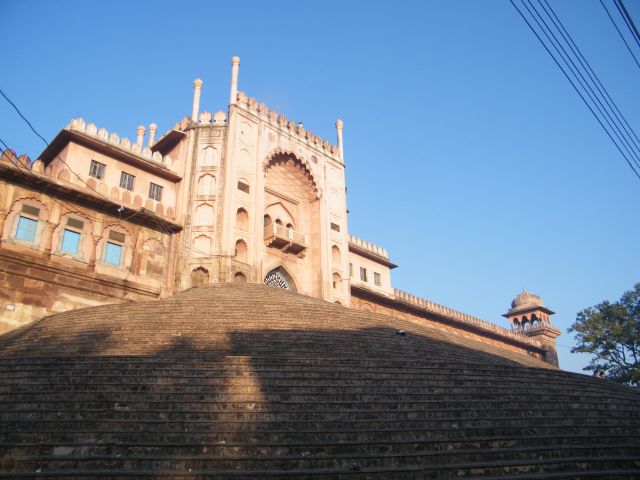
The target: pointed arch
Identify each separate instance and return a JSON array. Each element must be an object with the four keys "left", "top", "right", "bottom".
[
  {"left": 263, "top": 148, "right": 320, "bottom": 199},
  {"left": 263, "top": 266, "right": 296, "bottom": 292}
]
